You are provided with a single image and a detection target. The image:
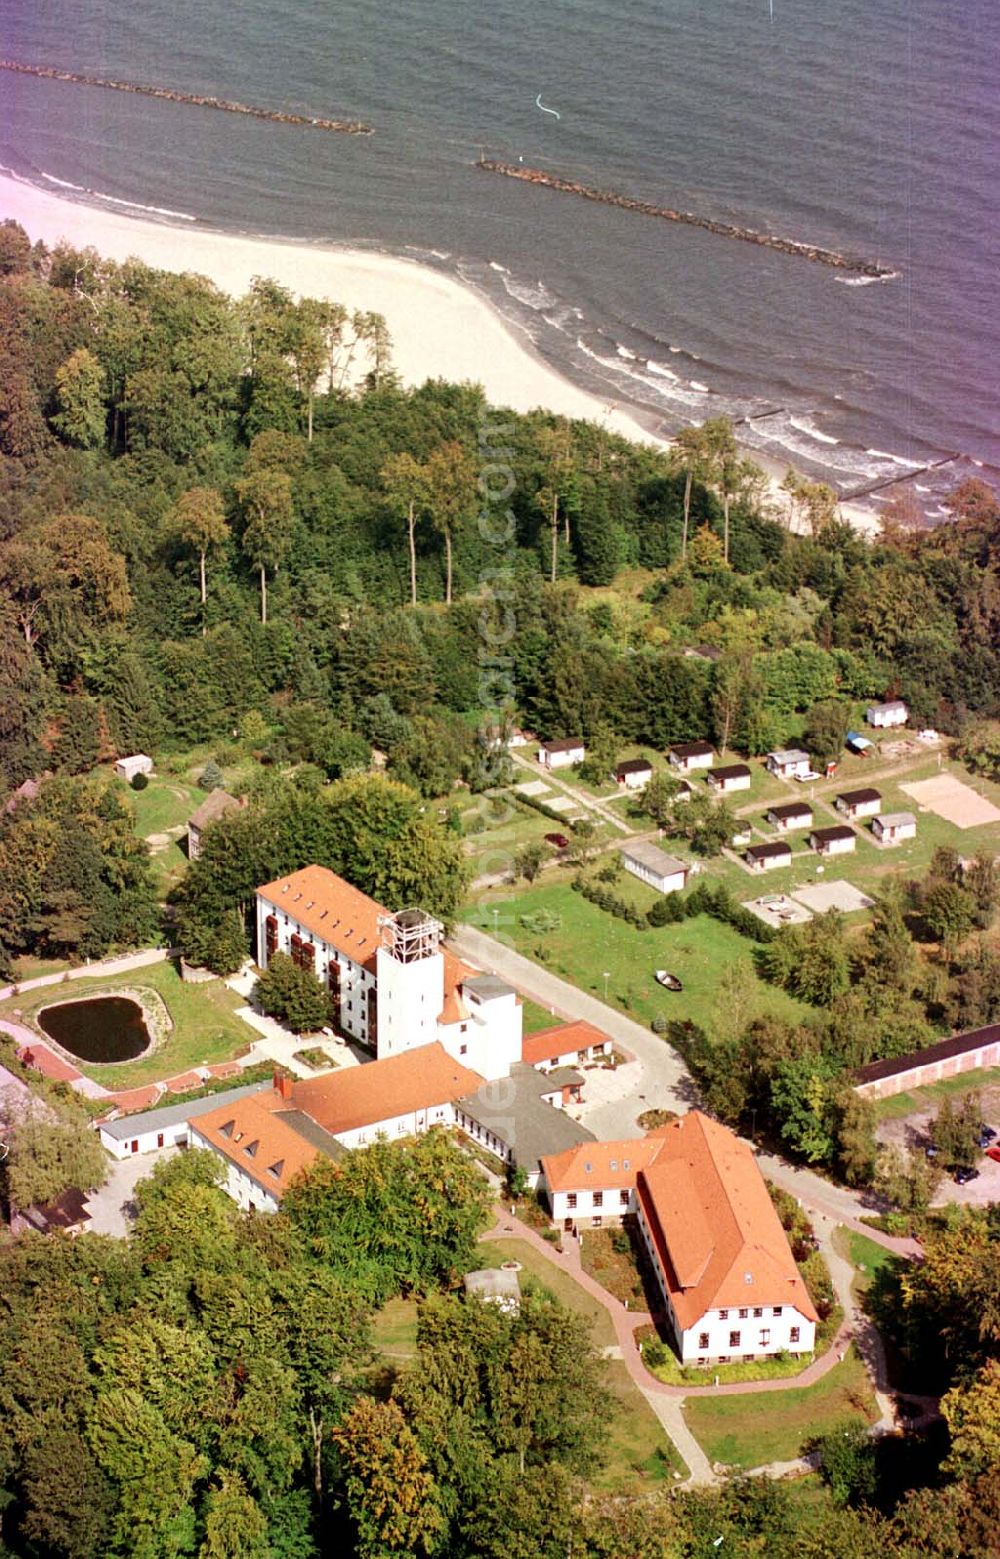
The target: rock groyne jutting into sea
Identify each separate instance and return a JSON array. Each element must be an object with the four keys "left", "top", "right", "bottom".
[
  {"left": 476, "top": 158, "right": 897, "bottom": 278},
  {"left": 0, "top": 59, "right": 373, "bottom": 136}
]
